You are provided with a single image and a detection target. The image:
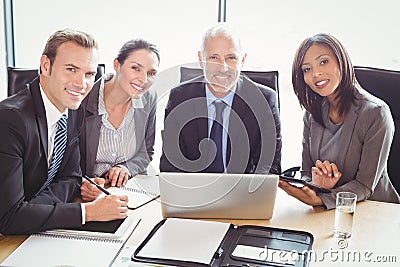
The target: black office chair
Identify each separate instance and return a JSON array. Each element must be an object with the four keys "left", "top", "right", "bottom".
[
  {"left": 7, "top": 64, "right": 106, "bottom": 96},
  {"left": 354, "top": 66, "right": 400, "bottom": 194},
  {"left": 179, "top": 66, "right": 291, "bottom": 175},
  {"left": 179, "top": 66, "right": 280, "bottom": 109}
]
